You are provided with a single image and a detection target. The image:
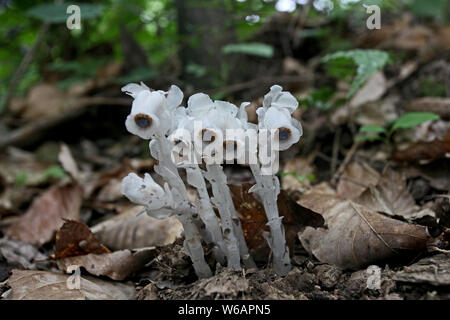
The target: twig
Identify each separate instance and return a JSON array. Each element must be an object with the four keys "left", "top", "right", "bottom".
[
  {"left": 1, "top": 23, "right": 50, "bottom": 115},
  {"left": 330, "top": 127, "right": 341, "bottom": 177},
  {"left": 206, "top": 75, "right": 312, "bottom": 97},
  {"left": 0, "top": 97, "right": 131, "bottom": 149},
  {"left": 331, "top": 141, "right": 360, "bottom": 186}
]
